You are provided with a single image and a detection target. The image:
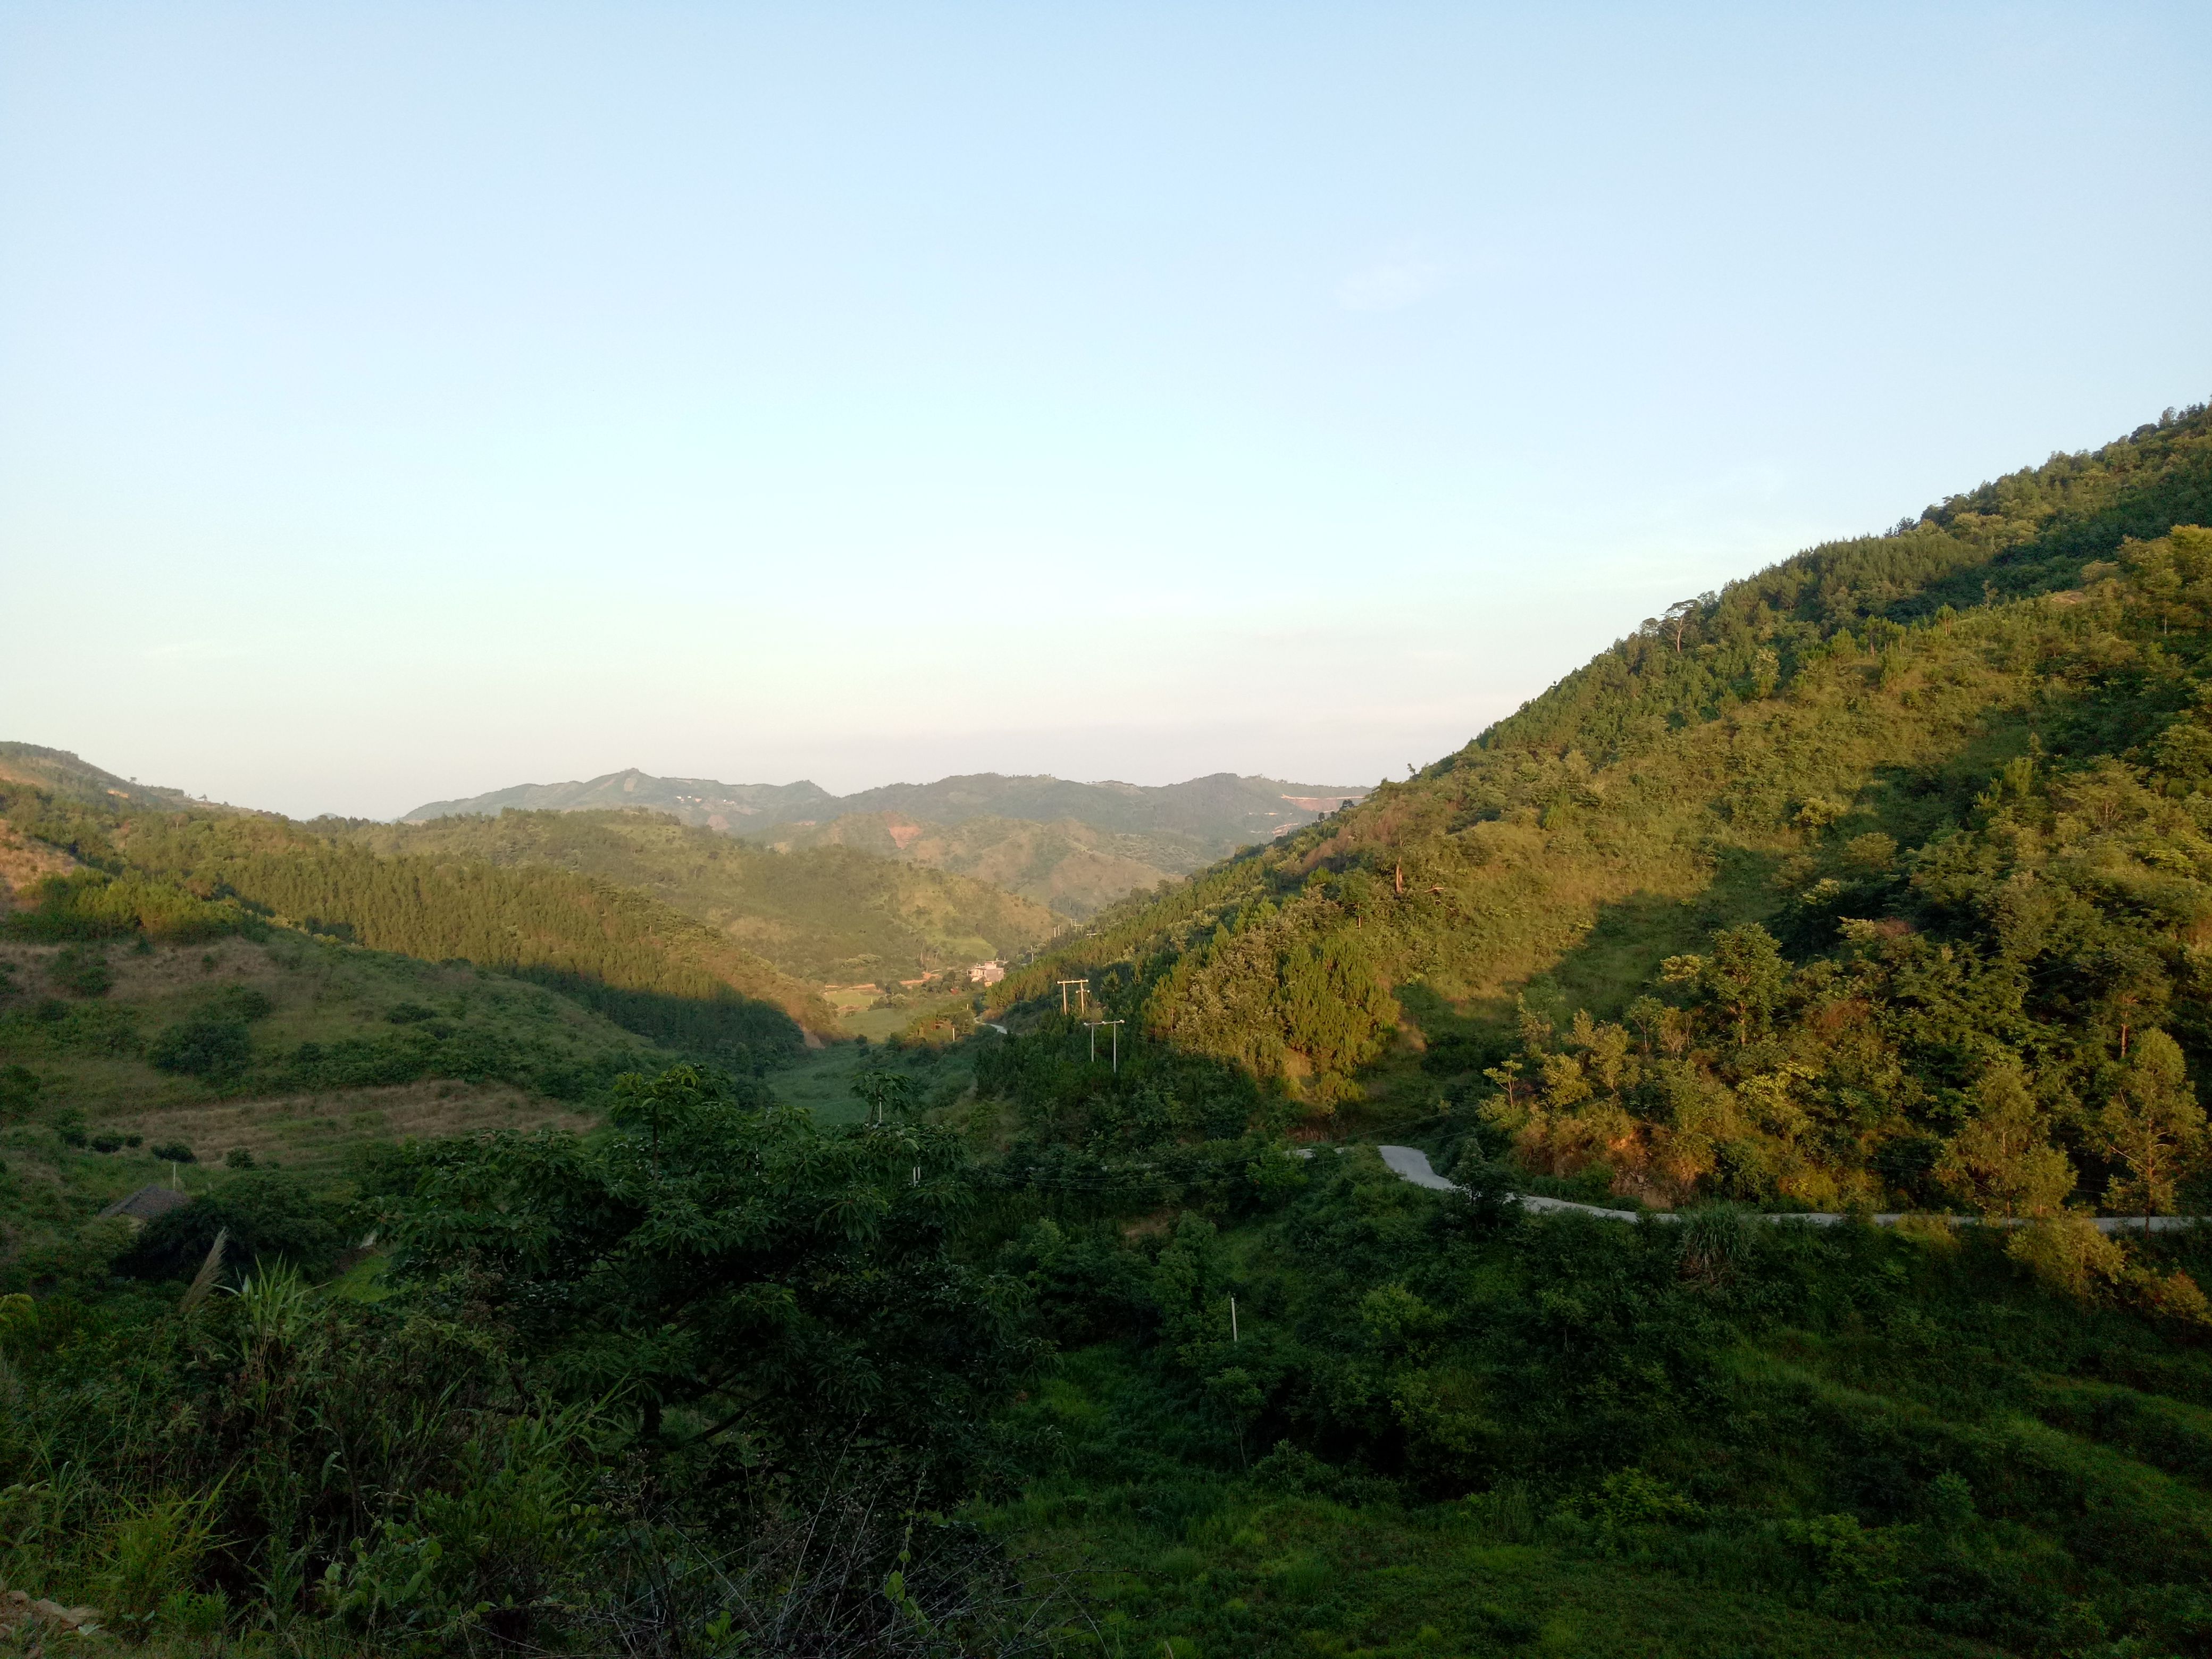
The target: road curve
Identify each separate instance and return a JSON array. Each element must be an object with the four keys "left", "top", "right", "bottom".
[{"left": 1368, "top": 1145, "right": 2199, "bottom": 1235}]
